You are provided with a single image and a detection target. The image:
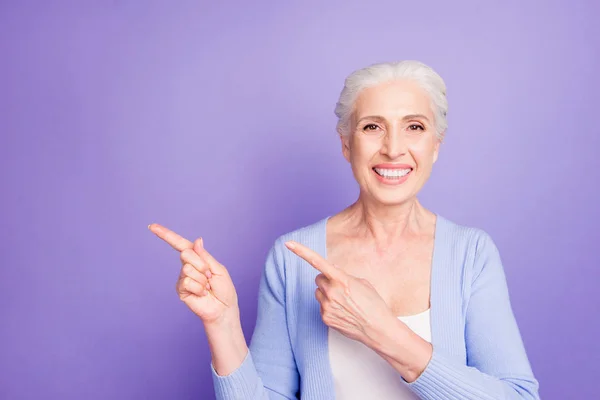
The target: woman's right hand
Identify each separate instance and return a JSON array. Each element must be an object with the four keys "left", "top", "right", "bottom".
[{"left": 148, "top": 223, "right": 238, "bottom": 325}]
